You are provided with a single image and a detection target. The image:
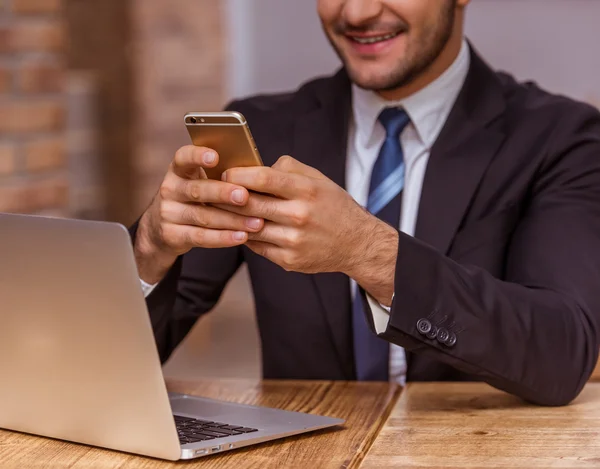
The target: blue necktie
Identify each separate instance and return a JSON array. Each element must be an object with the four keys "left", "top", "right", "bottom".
[{"left": 352, "top": 107, "right": 411, "bottom": 381}]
